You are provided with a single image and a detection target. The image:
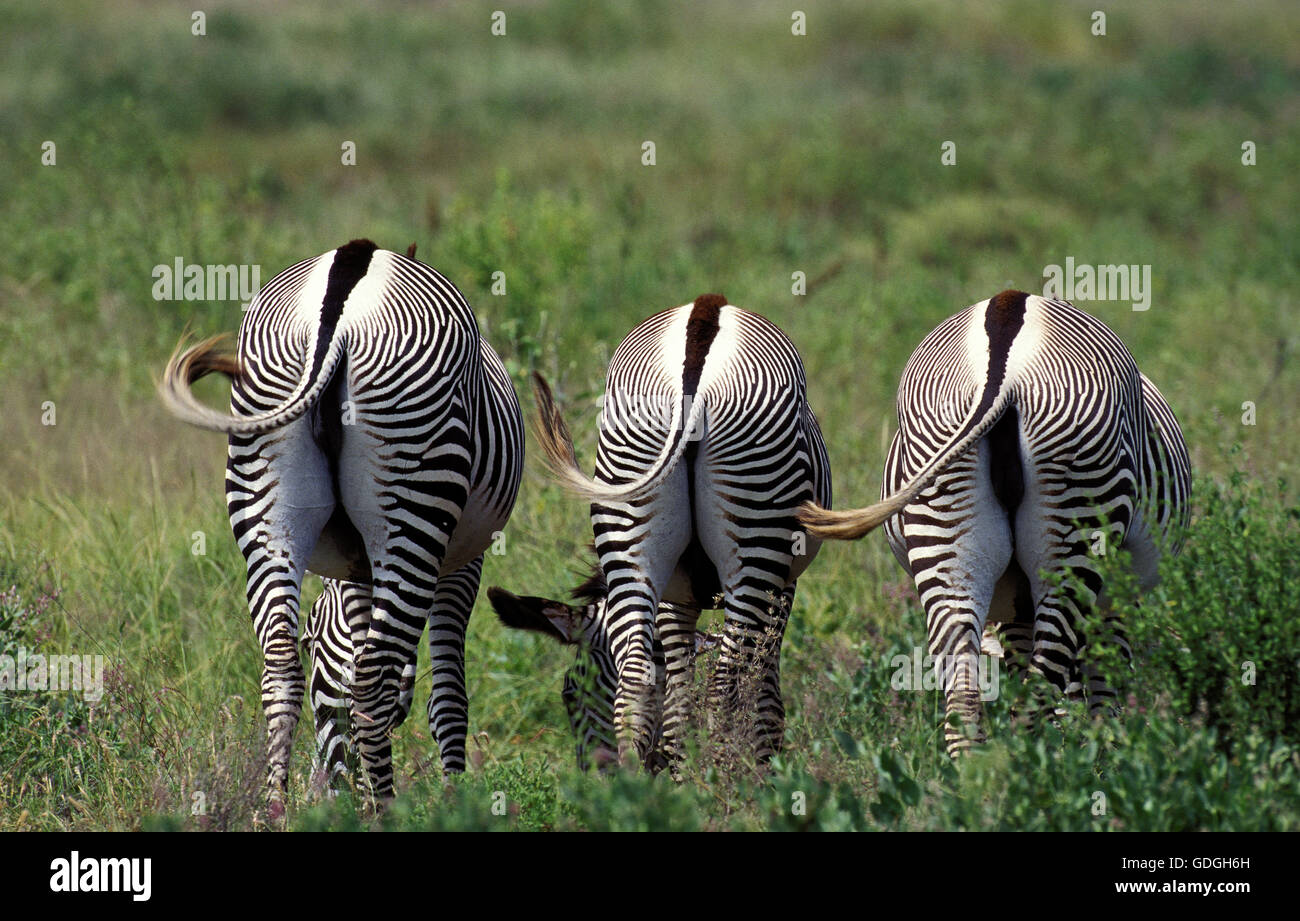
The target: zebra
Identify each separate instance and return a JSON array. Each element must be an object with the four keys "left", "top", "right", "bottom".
[
  {"left": 302, "top": 578, "right": 368, "bottom": 786},
  {"left": 800, "top": 290, "right": 1190, "bottom": 756},
  {"left": 488, "top": 294, "right": 831, "bottom": 769},
  {"left": 304, "top": 572, "right": 490, "bottom": 789},
  {"left": 486, "top": 572, "right": 718, "bottom": 772},
  {"left": 160, "top": 239, "right": 523, "bottom": 802}
]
